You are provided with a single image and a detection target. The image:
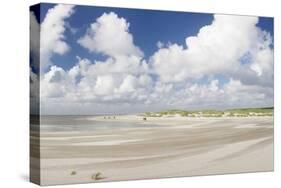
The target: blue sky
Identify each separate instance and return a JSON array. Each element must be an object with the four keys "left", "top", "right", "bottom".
[
  {"left": 37, "top": 4, "right": 273, "bottom": 71},
  {"left": 30, "top": 4, "right": 274, "bottom": 114},
  {"left": 39, "top": 4, "right": 214, "bottom": 70}
]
